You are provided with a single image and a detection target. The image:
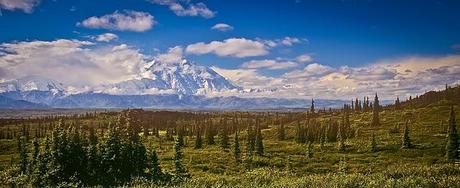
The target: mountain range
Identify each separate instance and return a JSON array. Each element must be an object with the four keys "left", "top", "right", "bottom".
[{"left": 0, "top": 59, "right": 347, "bottom": 109}]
